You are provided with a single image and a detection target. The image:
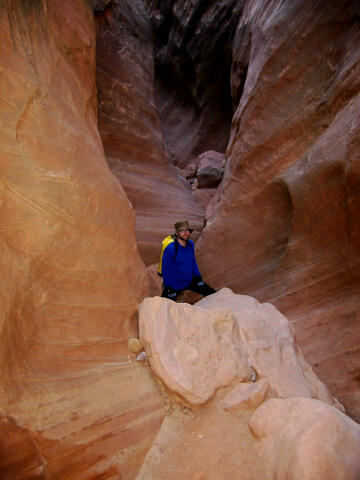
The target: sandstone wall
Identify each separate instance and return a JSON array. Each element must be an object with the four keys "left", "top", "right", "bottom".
[
  {"left": 95, "top": 0, "right": 204, "bottom": 265},
  {"left": 197, "top": 0, "right": 360, "bottom": 420},
  {"left": 0, "top": 1, "right": 164, "bottom": 478},
  {"left": 144, "top": 0, "right": 244, "bottom": 168}
]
